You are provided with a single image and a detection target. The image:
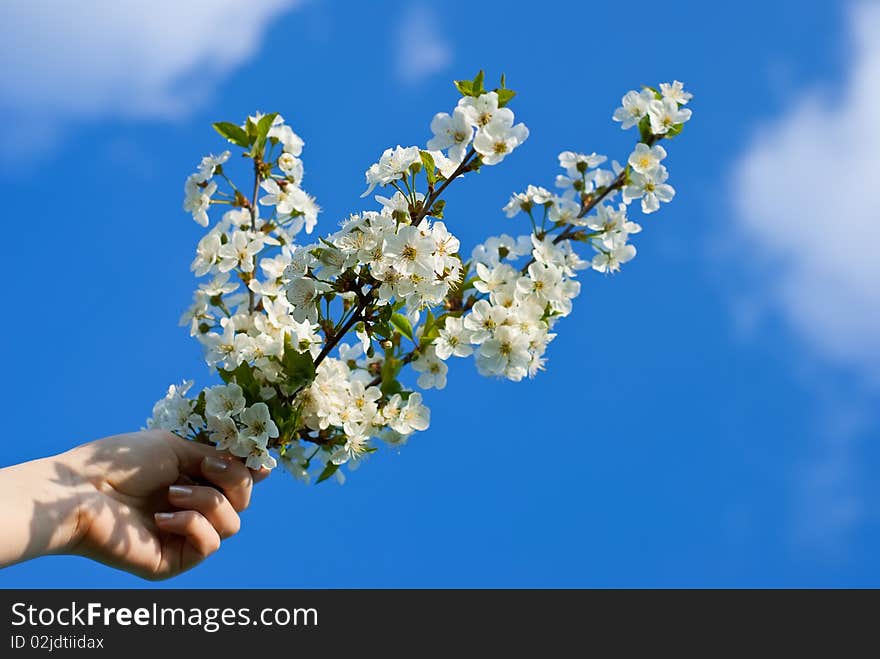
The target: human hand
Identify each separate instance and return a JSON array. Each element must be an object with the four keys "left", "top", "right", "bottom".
[{"left": 0, "top": 430, "right": 268, "bottom": 580}]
